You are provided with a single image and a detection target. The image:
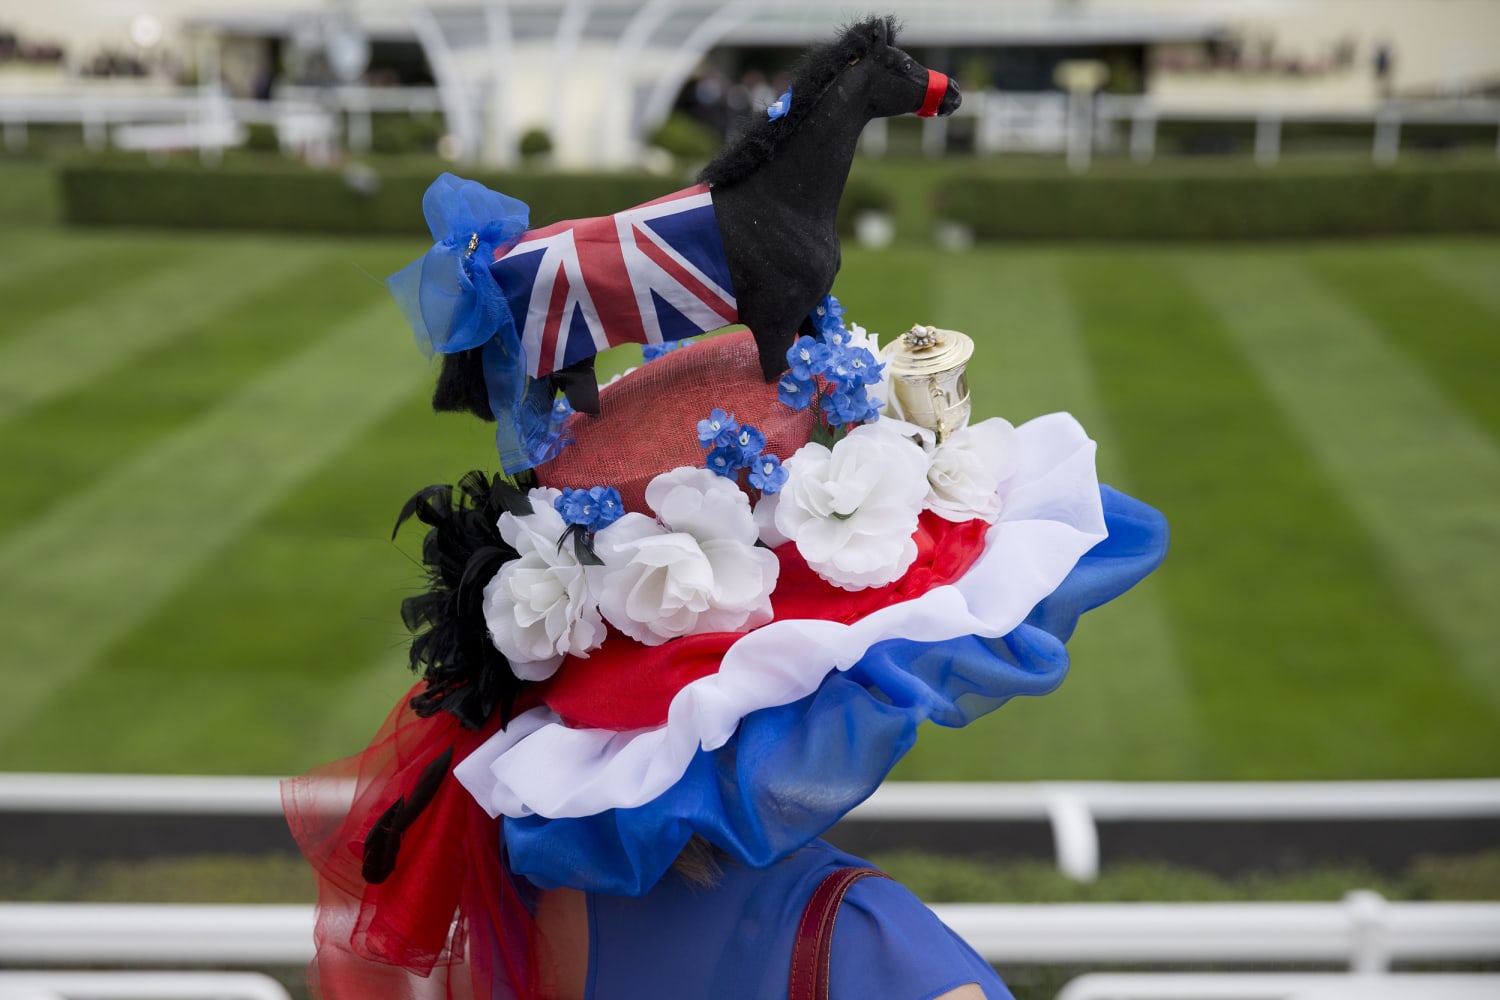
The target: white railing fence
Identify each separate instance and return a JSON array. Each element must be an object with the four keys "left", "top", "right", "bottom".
[
  {"left": 3, "top": 775, "right": 1498, "bottom": 997},
  {"left": 932, "top": 892, "right": 1500, "bottom": 970},
  {"left": 853, "top": 779, "right": 1500, "bottom": 882},
  {"left": 0, "top": 905, "right": 312, "bottom": 966},
  {"left": 2, "top": 895, "right": 1498, "bottom": 972},
  {"left": 4, "top": 773, "right": 1497, "bottom": 883},
  {"left": 1054, "top": 972, "right": 1500, "bottom": 1000},
  {"left": 865, "top": 90, "right": 1500, "bottom": 170},
  {"left": 0, "top": 972, "right": 291, "bottom": 1000},
  {"left": 0, "top": 84, "right": 441, "bottom": 163}
]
